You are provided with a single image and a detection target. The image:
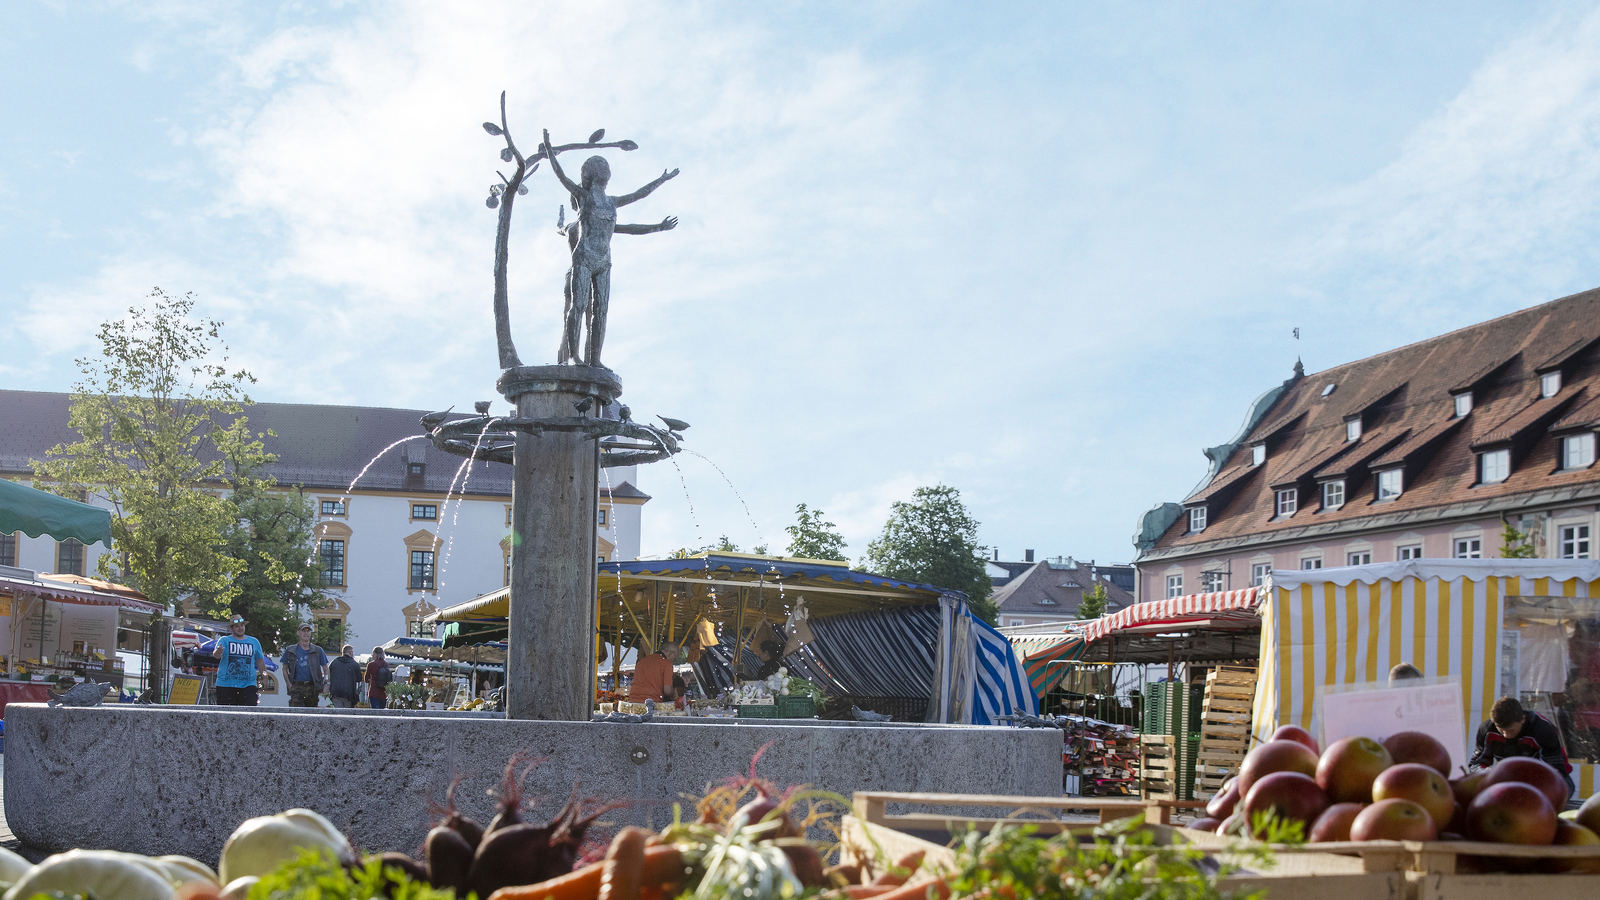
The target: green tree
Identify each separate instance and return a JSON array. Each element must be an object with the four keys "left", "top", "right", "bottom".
[
  {"left": 863, "top": 485, "right": 998, "bottom": 624},
  {"left": 33, "top": 289, "right": 263, "bottom": 610},
  {"left": 784, "top": 503, "right": 848, "bottom": 563},
  {"left": 313, "top": 617, "right": 351, "bottom": 654},
  {"left": 1077, "top": 582, "right": 1109, "bottom": 619},
  {"left": 1500, "top": 521, "right": 1537, "bottom": 558}
]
